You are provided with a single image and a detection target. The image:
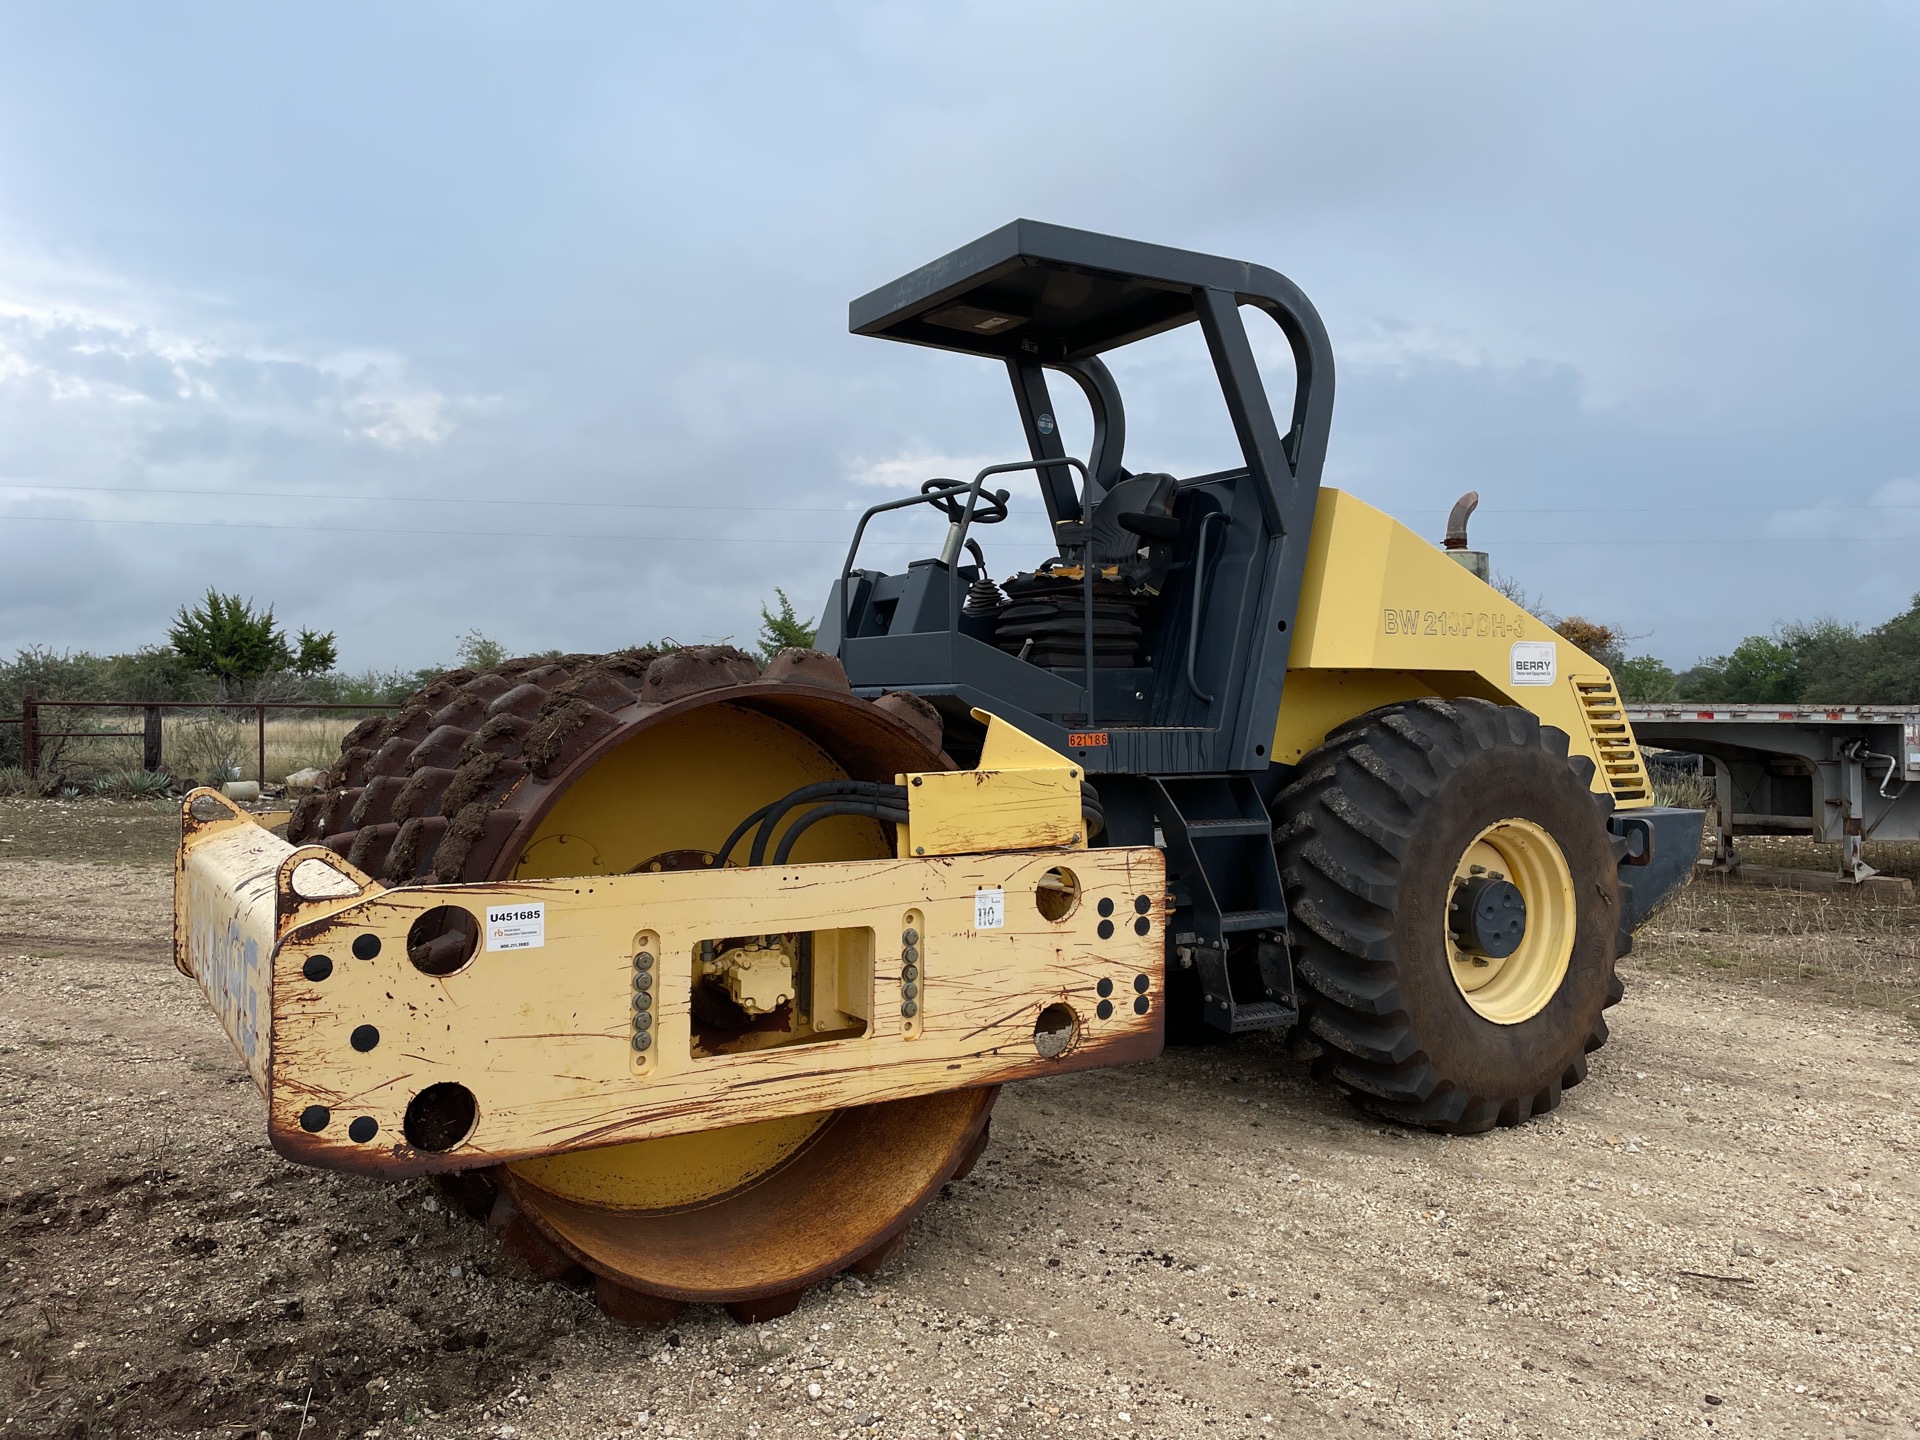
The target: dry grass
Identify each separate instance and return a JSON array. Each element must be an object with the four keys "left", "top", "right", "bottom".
[
  {"left": 31, "top": 712, "right": 357, "bottom": 787},
  {"left": 1733, "top": 833, "right": 1920, "bottom": 883},
  {"left": 1650, "top": 767, "right": 1715, "bottom": 811},
  {"left": 1635, "top": 863, "right": 1920, "bottom": 1023}
]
